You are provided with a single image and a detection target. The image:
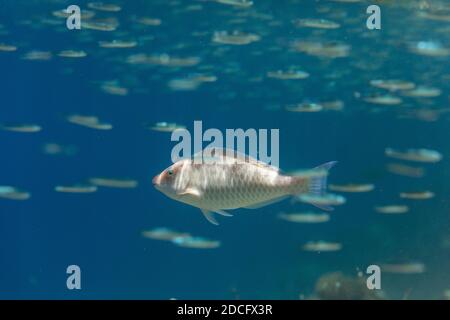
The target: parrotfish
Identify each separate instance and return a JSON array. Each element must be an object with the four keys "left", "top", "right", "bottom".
[{"left": 153, "top": 148, "right": 336, "bottom": 225}]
